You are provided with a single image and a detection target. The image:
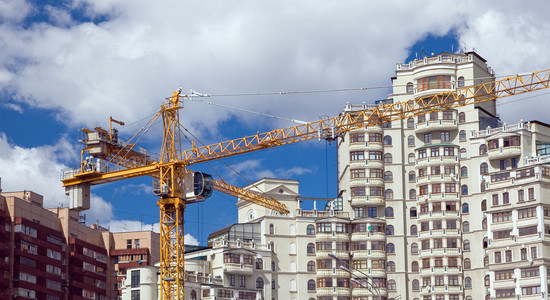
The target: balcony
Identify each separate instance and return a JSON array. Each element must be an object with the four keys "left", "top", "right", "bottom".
[
  {"left": 350, "top": 195, "right": 385, "bottom": 206},
  {"left": 365, "top": 160, "right": 383, "bottom": 169},
  {"left": 350, "top": 159, "right": 367, "bottom": 168},
  {"left": 488, "top": 146, "right": 522, "bottom": 160},
  {"left": 416, "top": 155, "right": 458, "bottom": 167},
  {"left": 316, "top": 268, "right": 350, "bottom": 277},
  {"left": 349, "top": 177, "right": 384, "bottom": 187},
  {"left": 415, "top": 119, "right": 458, "bottom": 134},
  {"left": 351, "top": 232, "right": 385, "bottom": 241},
  {"left": 223, "top": 263, "right": 254, "bottom": 275},
  {"left": 352, "top": 287, "right": 387, "bottom": 297},
  {"left": 317, "top": 287, "right": 350, "bottom": 296}
]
